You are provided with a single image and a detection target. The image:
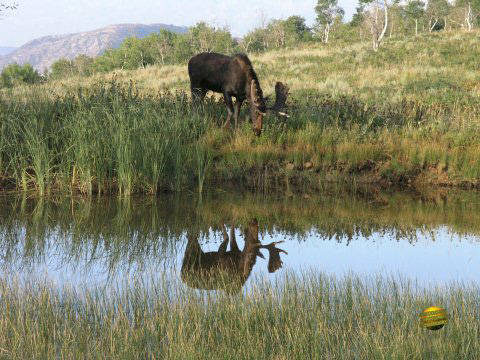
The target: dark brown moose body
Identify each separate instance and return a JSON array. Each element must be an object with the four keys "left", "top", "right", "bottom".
[
  {"left": 181, "top": 219, "right": 287, "bottom": 293},
  {"left": 188, "top": 52, "right": 268, "bottom": 136}
]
